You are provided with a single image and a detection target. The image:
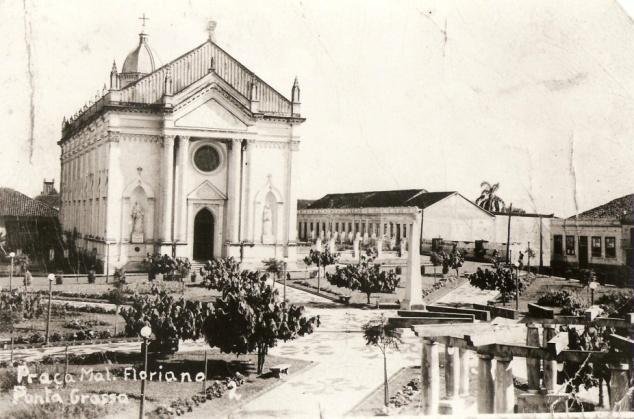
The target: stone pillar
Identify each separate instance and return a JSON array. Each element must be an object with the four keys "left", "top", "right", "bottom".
[
  {"left": 445, "top": 345, "right": 460, "bottom": 399},
  {"left": 422, "top": 339, "right": 440, "bottom": 415},
  {"left": 401, "top": 212, "right": 423, "bottom": 309},
  {"left": 328, "top": 238, "right": 335, "bottom": 253},
  {"left": 315, "top": 238, "right": 322, "bottom": 252},
  {"left": 459, "top": 348, "right": 470, "bottom": 396},
  {"left": 353, "top": 239, "right": 360, "bottom": 260},
  {"left": 228, "top": 139, "right": 241, "bottom": 243},
  {"left": 161, "top": 135, "right": 175, "bottom": 244},
  {"left": 477, "top": 354, "right": 494, "bottom": 414},
  {"left": 376, "top": 239, "right": 383, "bottom": 259},
  {"left": 176, "top": 136, "right": 189, "bottom": 243},
  {"left": 526, "top": 323, "right": 541, "bottom": 391},
  {"left": 542, "top": 324, "right": 557, "bottom": 392},
  {"left": 609, "top": 363, "right": 630, "bottom": 410},
  {"left": 494, "top": 356, "right": 515, "bottom": 413}
]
